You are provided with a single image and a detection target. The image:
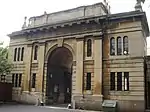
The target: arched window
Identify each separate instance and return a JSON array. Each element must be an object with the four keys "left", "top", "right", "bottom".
[
  {"left": 87, "top": 39, "right": 92, "bottom": 57},
  {"left": 34, "top": 45, "right": 38, "bottom": 60},
  {"left": 117, "top": 37, "right": 122, "bottom": 55},
  {"left": 17, "top": 48, "right": 20, "bottom": 61},
  {"left": 14, "top": 48, "right": 17, "bottom": 61},
  {"left": 21, "top": 47, "right": 24, "bottom": 61},
  {"left": 110, "top": 37, "right": 115, "bottom": 55},
  {"left": 123, "top": 36, "right": 128, "bottom": 55}
]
